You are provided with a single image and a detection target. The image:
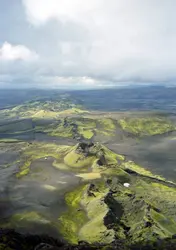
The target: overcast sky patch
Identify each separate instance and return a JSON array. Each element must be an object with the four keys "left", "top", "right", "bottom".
[{"left": 0, "top": 0, "right": 176, "bottom": 88}]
